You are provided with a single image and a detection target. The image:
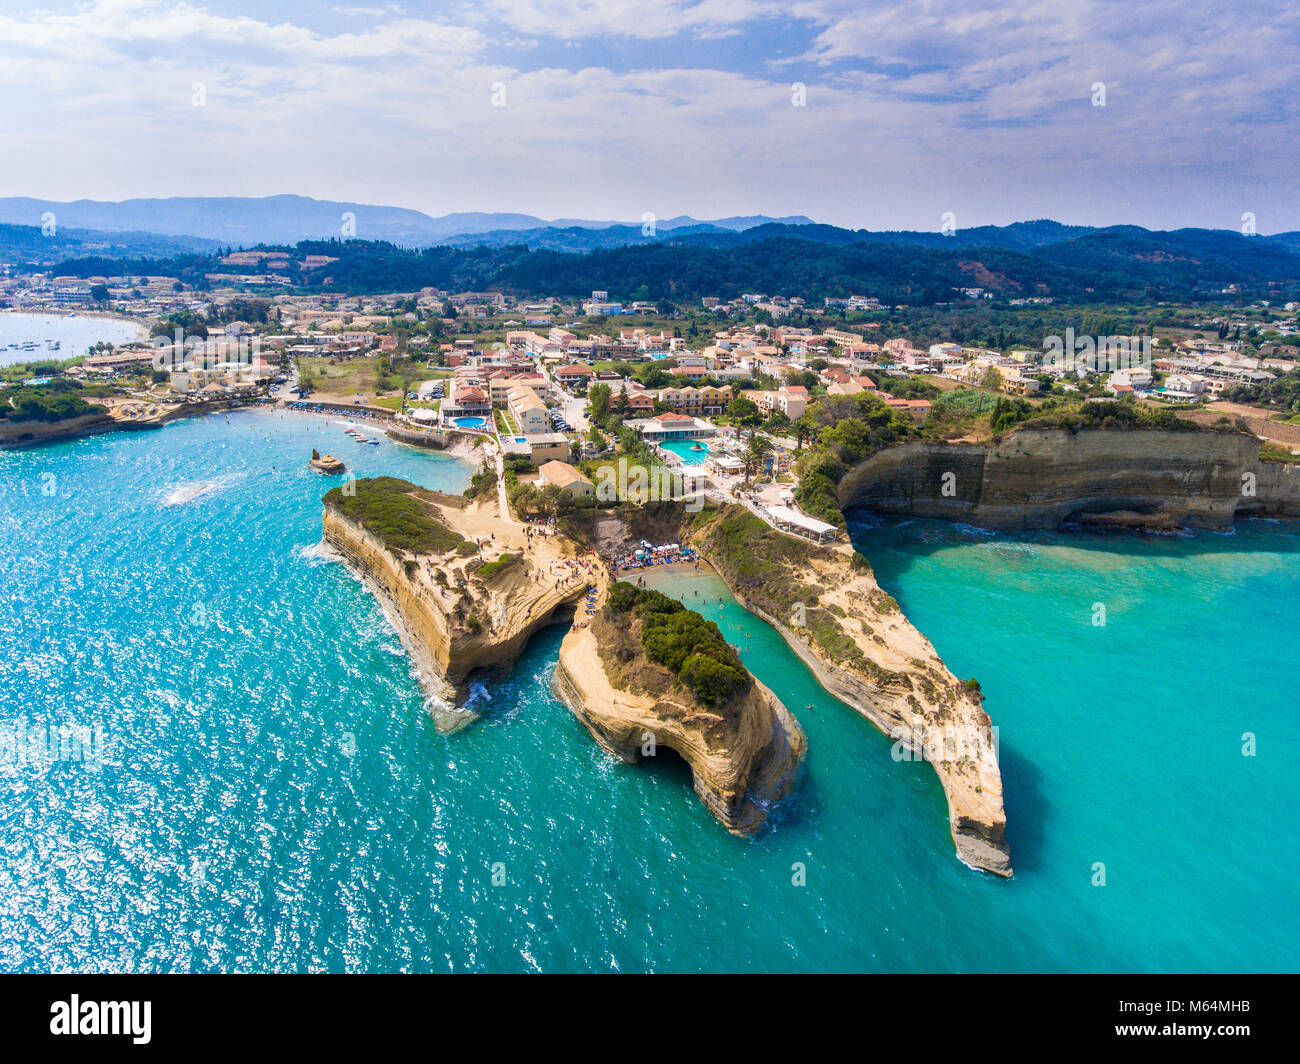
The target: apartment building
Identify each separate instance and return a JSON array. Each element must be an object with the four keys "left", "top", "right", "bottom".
[
  {"left": 507, "top": 387, "right": 550, "bottom": 434},
  {"left": 488, "top": 371, "right": 548, "bottom": 407}
]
